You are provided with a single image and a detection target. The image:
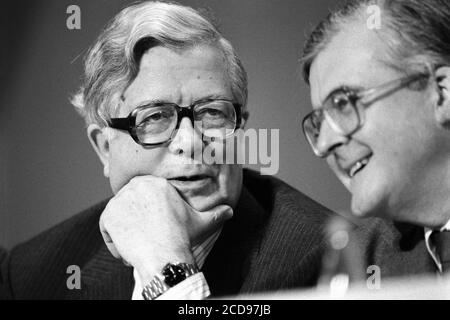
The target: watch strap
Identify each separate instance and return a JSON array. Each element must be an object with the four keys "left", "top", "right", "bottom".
[{"left": 142, "top": 262, "right": 199, "bottom": 300}]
